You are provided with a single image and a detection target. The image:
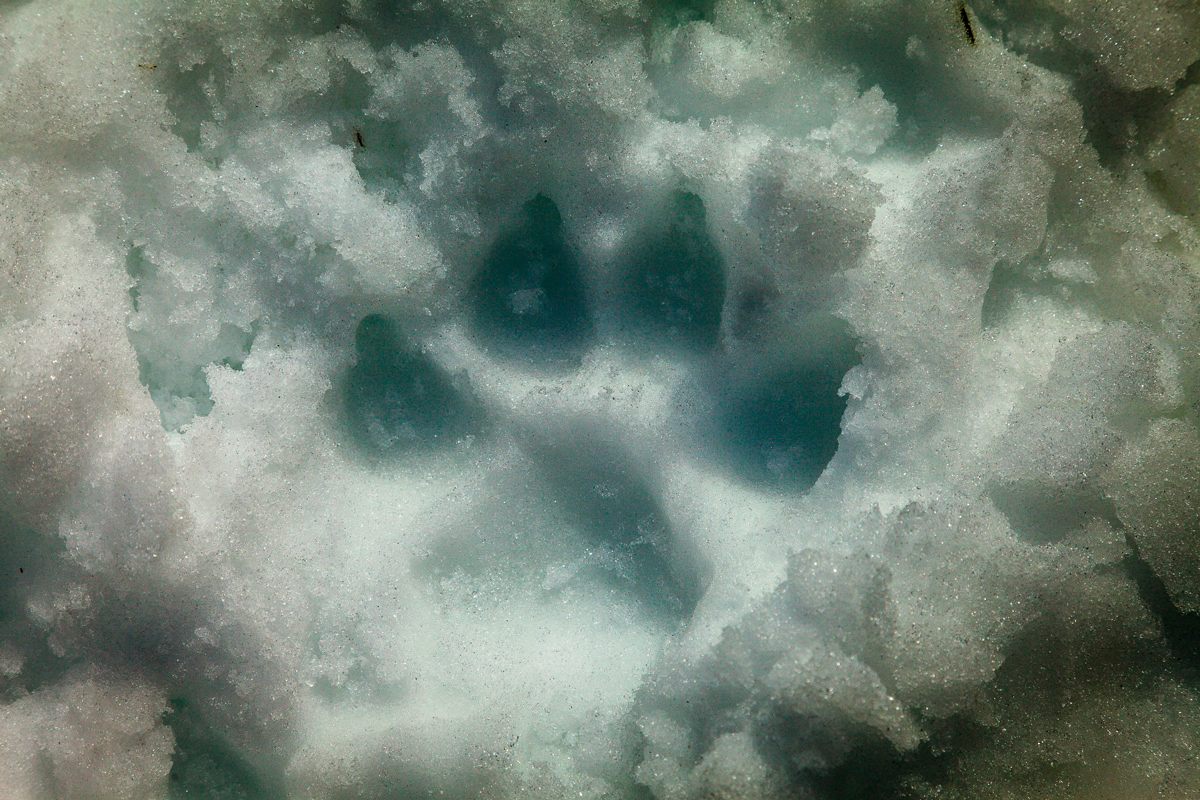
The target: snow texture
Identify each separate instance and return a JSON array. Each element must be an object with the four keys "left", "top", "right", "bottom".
[{"left": 1, "top": 0, "right": 1199, "bottom": 798}]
